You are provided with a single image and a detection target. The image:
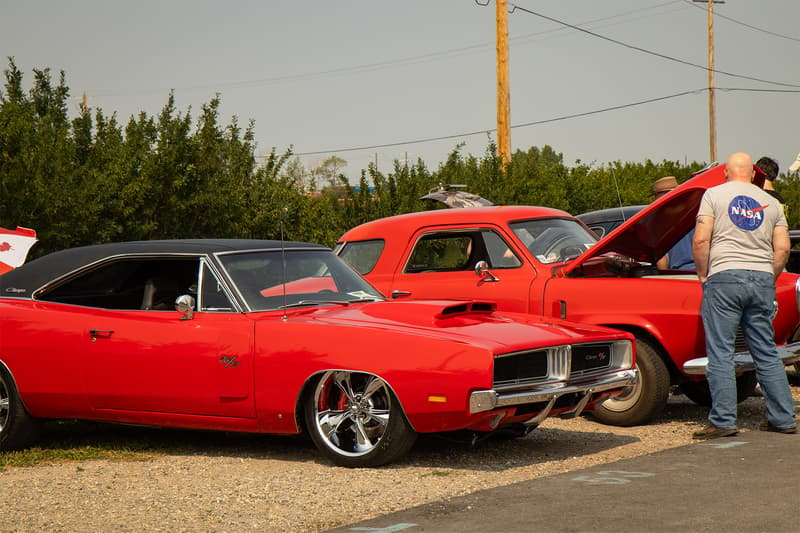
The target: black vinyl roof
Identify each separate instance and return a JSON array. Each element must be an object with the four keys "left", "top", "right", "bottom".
[
  {"left": 575, "top": 205, "right": 646, "bottom": 226},
  {"left": 1, "top": 239, "right": 326, "bottom": 296}
]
